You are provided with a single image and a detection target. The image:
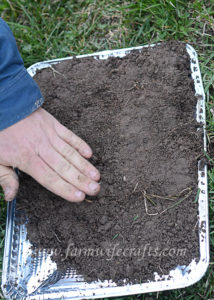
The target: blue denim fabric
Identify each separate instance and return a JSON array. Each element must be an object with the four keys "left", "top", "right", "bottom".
[{"left": 0, "top": 18, "right": 44, "bottom": 130}]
